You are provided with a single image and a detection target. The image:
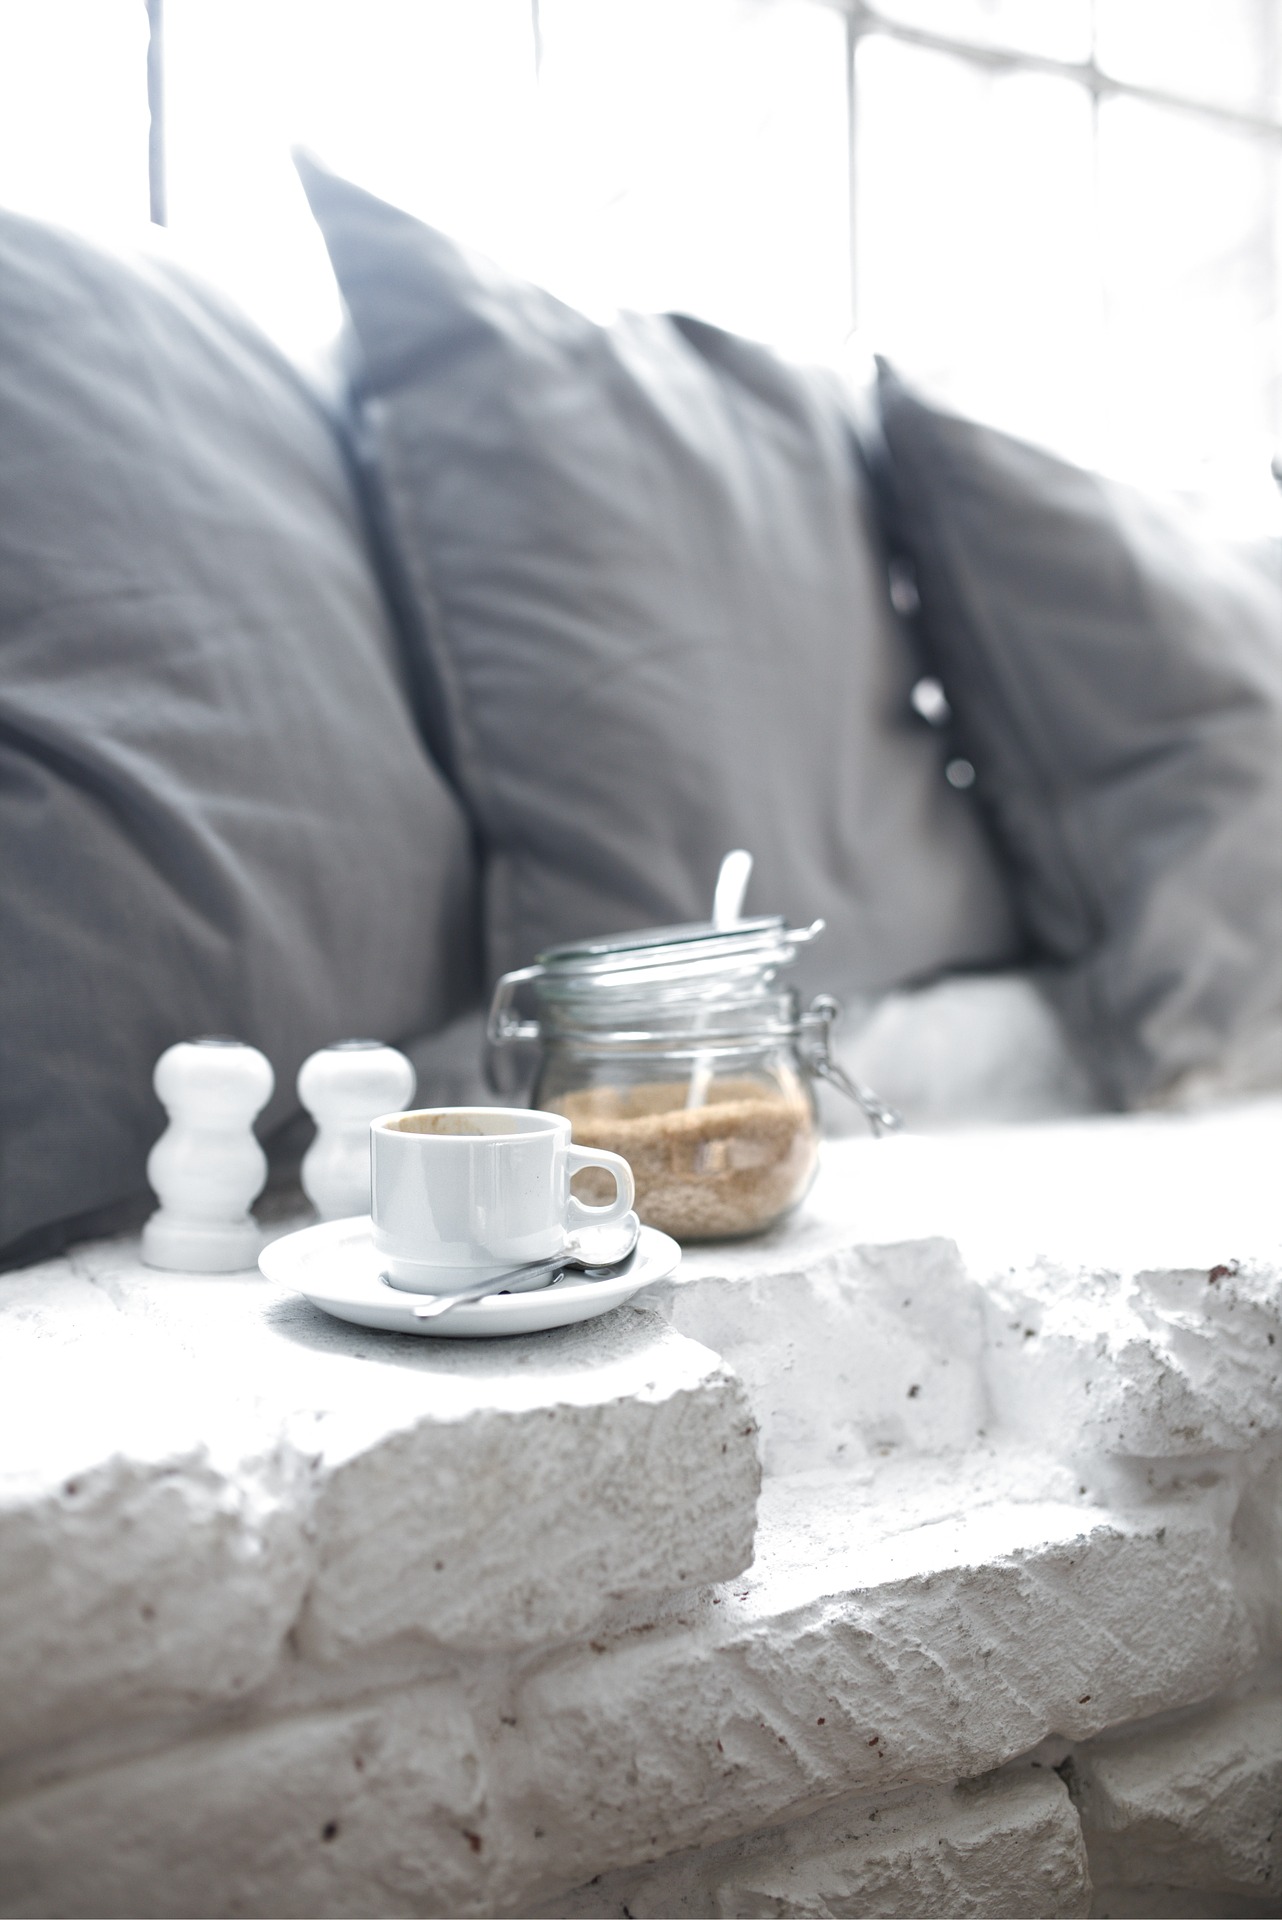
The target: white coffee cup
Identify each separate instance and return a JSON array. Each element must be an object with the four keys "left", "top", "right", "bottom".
[{"left": 370, "top": 1106, "right": 635, "bottom": 1293}]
